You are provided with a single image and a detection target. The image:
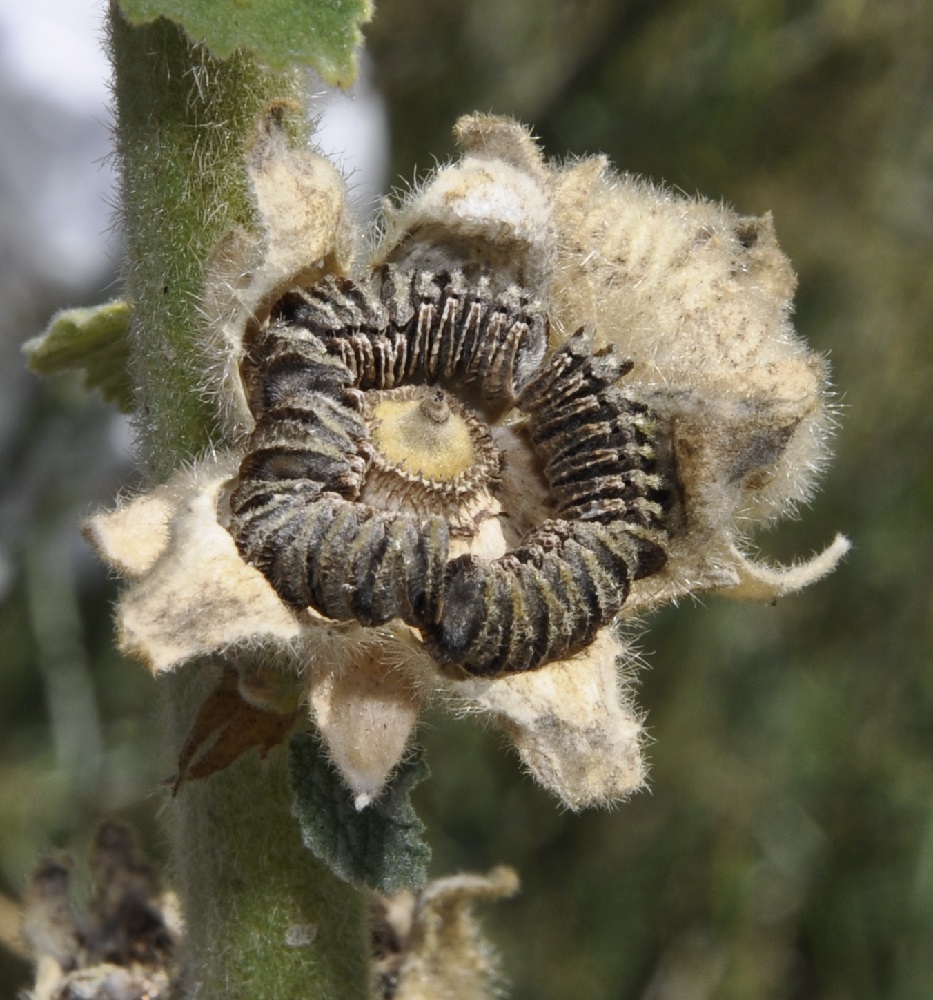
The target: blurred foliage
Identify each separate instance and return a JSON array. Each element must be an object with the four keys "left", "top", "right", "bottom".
[{"left": 2, "top": 0, "right": 932, "bottom": 998}]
